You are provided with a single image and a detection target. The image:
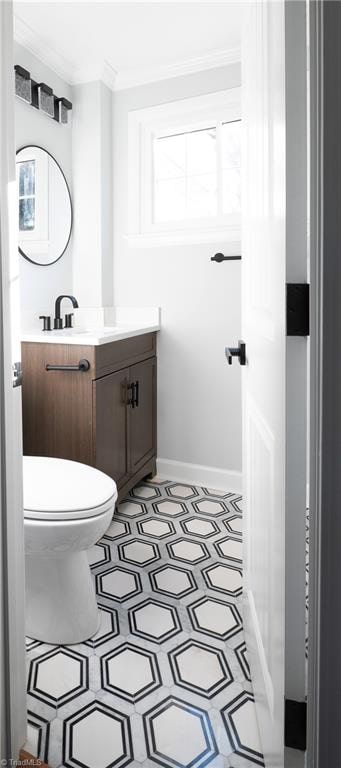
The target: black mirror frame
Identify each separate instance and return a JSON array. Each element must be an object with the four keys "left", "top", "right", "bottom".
[{"left": 16, "top": 144, "right": 73, "bottom": 267}]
